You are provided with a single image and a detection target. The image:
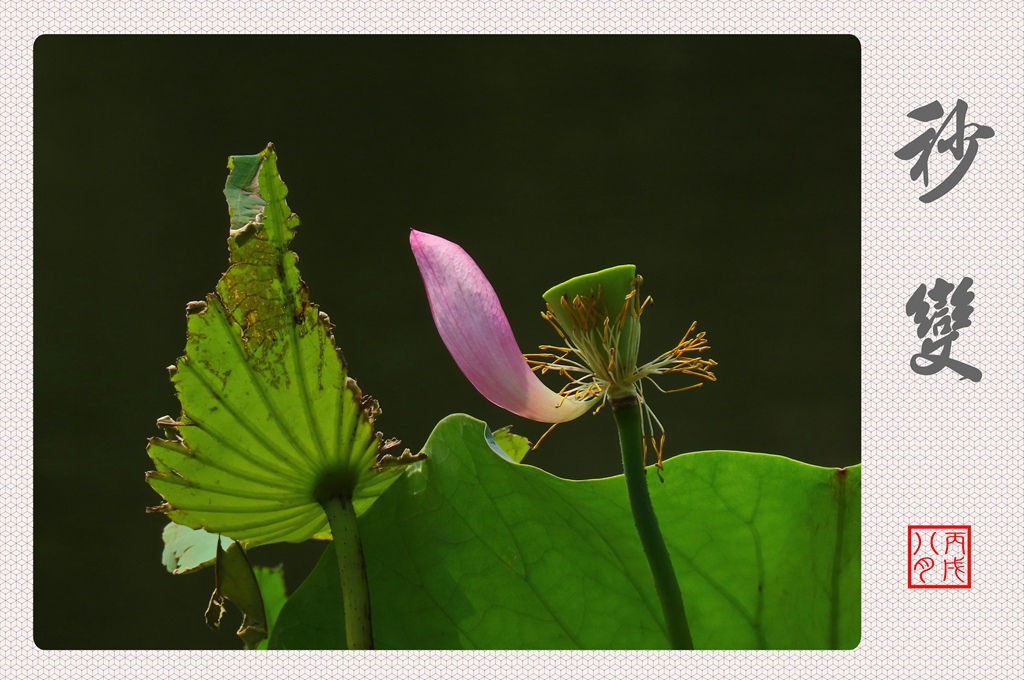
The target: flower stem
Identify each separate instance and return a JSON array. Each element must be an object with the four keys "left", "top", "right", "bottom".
[
  {"left": 611, "top": 395, "right": 694, "bottom": 650},
  {"left": 321, "top": 495, "right": 374, "bottom": 650}
]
